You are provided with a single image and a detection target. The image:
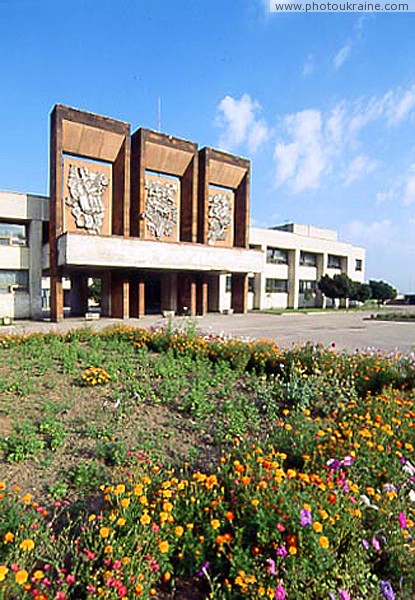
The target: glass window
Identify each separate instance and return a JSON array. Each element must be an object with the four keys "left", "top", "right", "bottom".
[
  {"left": 248, "top": 277, "right": 255, "bottom": 293},
  {"left": 0, "top": 270, "right": 29, "bottom": 292},
  {"left": 300, "top": 251, "right": 317, "bottom": 267},
  {"left": 225, "top": 275, "right": 232, "bottom": 293},
  {"left": 327, "top": 254, "right": 341, "bottom": 269},
  {"left": 266, "top": 278, "right": 288, "bottom": 293},
  {"left": 266, "top": 247, "right": 288, "bottom": 264},
  {"left": 355, "top": 259, "right": 362, "bottom": 271},
  {"left": 299, "top": 280, "right": 317, "bottom": 293},
  {"left": 0, "top": 222, "right": 28, "bottom": 246}
]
